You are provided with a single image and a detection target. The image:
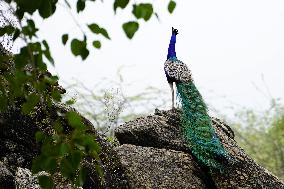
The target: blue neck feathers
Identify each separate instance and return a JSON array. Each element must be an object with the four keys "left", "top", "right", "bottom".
[{"left": 167, "top": 33, "right": 177, "bottom": 60}]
